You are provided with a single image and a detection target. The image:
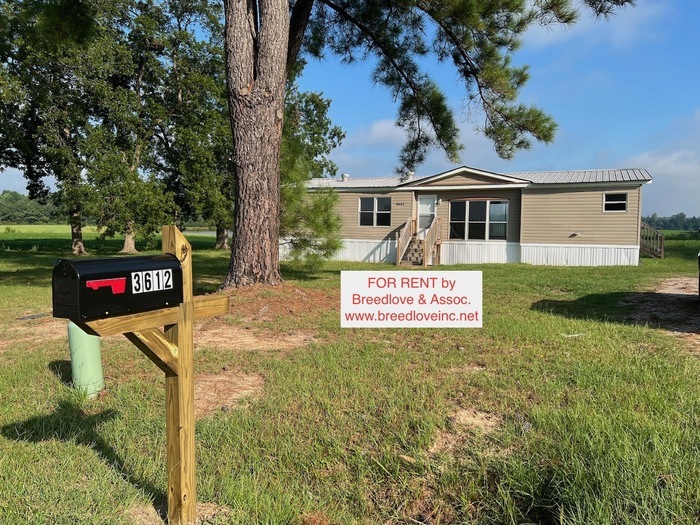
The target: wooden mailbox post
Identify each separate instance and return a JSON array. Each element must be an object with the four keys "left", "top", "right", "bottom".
[{"left": 54, "top": 226, "right": 228, "bottom": 524}]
